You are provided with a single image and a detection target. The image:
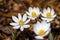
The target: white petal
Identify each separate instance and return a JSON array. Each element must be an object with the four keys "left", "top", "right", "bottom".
[
  {"left": 26, "top": 11, "right": 31, "bottom": 16},
  {"left": 44, "top": 23, "right": 50, "bottom": 31},
  {"left": 51, "top": 9, "right": 54, "bottom": 15},
  {"left": 52, "top": 14, "right": 56, "bottom": 18},
  {"left": 41, "top": 21, "right": 50, "bottom": 31},
  {"left": 23, "top": 14, "right": 27, "bottom": 21},
  {"left": 37, "top": 21, "right": 41, "bottom": 24},
  {"left": 41, "top": 17, "right": 47, "bottom": 20},
  {"left": 35, "top": 36, "right": 44, "bottom": 39},
  {"left": 46, "top": 19, "right": 51, "bottom": 22},
  {"left": 46, "top": 18, "right": 54, "bottom": 22},
  {"left": 28, "top": 7, "right": 33, "bottom": 13},
  {"left": 43, "top": 8, "right": 47, "bottom": 15},
  {"left": 20, "top": 27, "right": 24, "bottom": 31},
  {"left": 13, "top": 26, "right": 20, "bottom": 29},
  {"left": 33, "top": 8, "right": 36, "bottom": 11},
  {"left": 12, "top": 16, "right": 18, "bottom": 23},
  {"left": 18, "top": 13, "right": 22, "bottom": 20},
  {"left": 33, "top": 26, "right": 39, "bottom": 35},
  {"left": 38, "top": 21, "right": 50, "bottom": 31},
  {"left": 23, "top": 25, "right": 30, "bottom": 28},
  {"left": 47, "top": 7, "right": 50, "bottom": 12},
  {"left": 10, "top": 23, "right": 18, "bottom": 26},
  {"left": 36, "top": 12, "right": 40, "bottom": 17},
  {"left": 28, "top": 16, "right": 35, "bottom": 20},
  {"left": 41, "top": 17, "right": 54, "bottom": 22},
  {"left": 36, "top": 7, "right": 40, "bottom": 12},
  {"left": 41, "top": 13, "right": 46, "bottom": 17},
  {"left": 42, "top": 28, "right": 51, "bottom": 37},
  {"left": 37, "top": 12, "right": 41, "bottom": 16},
  {"left": 33, "top": 8, "right": 40, "bottom": 16},
  {"left": 33, "top": 21, "right": 41, "bottom": 35},
  {"left": 46, "top": 20, "right": 51, "bottom": 22},
  {"left": 41, "top": 20, "right": 47, "bottom": 24},
  {"left": 24, "top": 19, "right": 30, "bottom": 24},
  {"left": 33, "top": 7, "right": 36, "bottom": 9}
]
